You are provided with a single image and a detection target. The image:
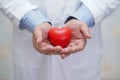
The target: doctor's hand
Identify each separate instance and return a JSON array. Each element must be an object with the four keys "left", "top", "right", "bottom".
[
  {"left": 33, "top": 22, "right": 62, "bottom": 55},
  {"left": 60, "top": 19, "right": 92, "bottom": 59}
]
